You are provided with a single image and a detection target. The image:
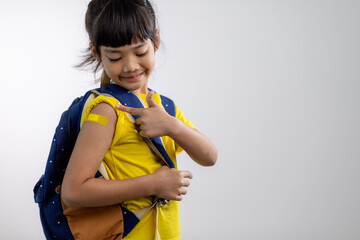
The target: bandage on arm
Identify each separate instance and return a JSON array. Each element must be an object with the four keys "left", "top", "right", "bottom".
[{"left": 85, "top": 113, "right": 109, "bottom": 126}]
